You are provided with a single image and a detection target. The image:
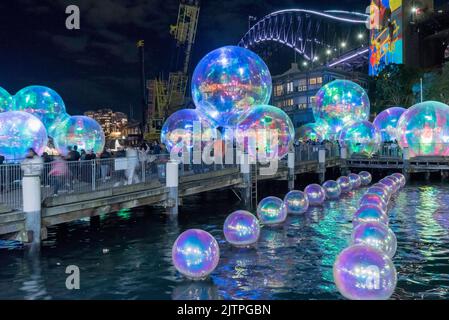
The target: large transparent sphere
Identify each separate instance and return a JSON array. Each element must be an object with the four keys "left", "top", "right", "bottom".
[
  {"left": 257, "top": 196, "right": 287, "bottom": 225},
  {"left": 297, "top": 119, "right": 330, "bottom": 142},
  {"left": 348, "top": 173, "right": 362, "bottom": 189},
  {"left": 53, "top": 116, "right": 105, "bottom": 156},
  {"left": 161, "top": 109, "right": 216, "bottom": 153},
  {"left": 284, "top": 190, "right": 309, "bottom": 214},
  {"left": 339, "top": 121, "right": 381, "bottom": 157},
  {"left": 352, "top": 222, "right": 397, "bottom": 258},
  {"left": 47, "top": 112, "right": 70, "bottom": 138},
  {"left": 360, "top": 193, "right": 388, "bottom": 212},
  {"left": 322, "top": 180, "right": 341, "bottom": 200},
  {"left": 359, "top": 171, "right": 372, "bottom": 186},
  {"left": 396, "top": 101, "right": 449, "bottom": 157},
  {"left": 353, "top": 205, "right": 388, "bottom": 228},
  {"left": 0, "top": 86, "right": 12, "bottom": 112},
  {"left": 236, "top": 105, "right": 295, "bottom": 160},
  {"left": 337, "top": 176, "right": 352, "bottom": 193},
  {"left": 0, "top": 111, "right": 48, "bottom": 161},
  {"left": 333, "top": 244, "right": 397, "bottom": 300},
  {"left": 373, "top": 107, "right": 406, "bottom": 142},
  {"left": 13, "top": 86, "right": 66, "bottom": 134},
  {"left": 223, "top": 210, "right": 260, "bottom": 247},
  {"left": 314, "top": 80, "right": 370, "bottom": 138},
  {"left": 172, "top": 229, "right": 220, "bottom": 280},
  {"left": 304, "top": 184, "right": 326, "bottom": 206},
  {"left": 192, "top": 46, "right": 272, "bottom": 127}
]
